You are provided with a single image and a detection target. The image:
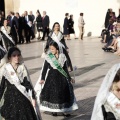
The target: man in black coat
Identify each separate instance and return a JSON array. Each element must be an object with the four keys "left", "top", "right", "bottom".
[
  {"left": 42, "top": 11, "right": 50, "bottom": 41},
  {"left": 16, "top": 12, "right": 24, "bottom": 44},
  {"left": 24, "top": 11, "right": 33, "bottom": 43},
  {"left": 10, "top": 11, "right": 18, "bottom": 45},
  {"left": 29, "top": 11, "right": 35, "bottom": 39},
  {"left": 7, "top": 12, "right": 11, "bottom": 26},
  {"left": 0, "top": 13, "right": 4, "bottom": 27}
]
